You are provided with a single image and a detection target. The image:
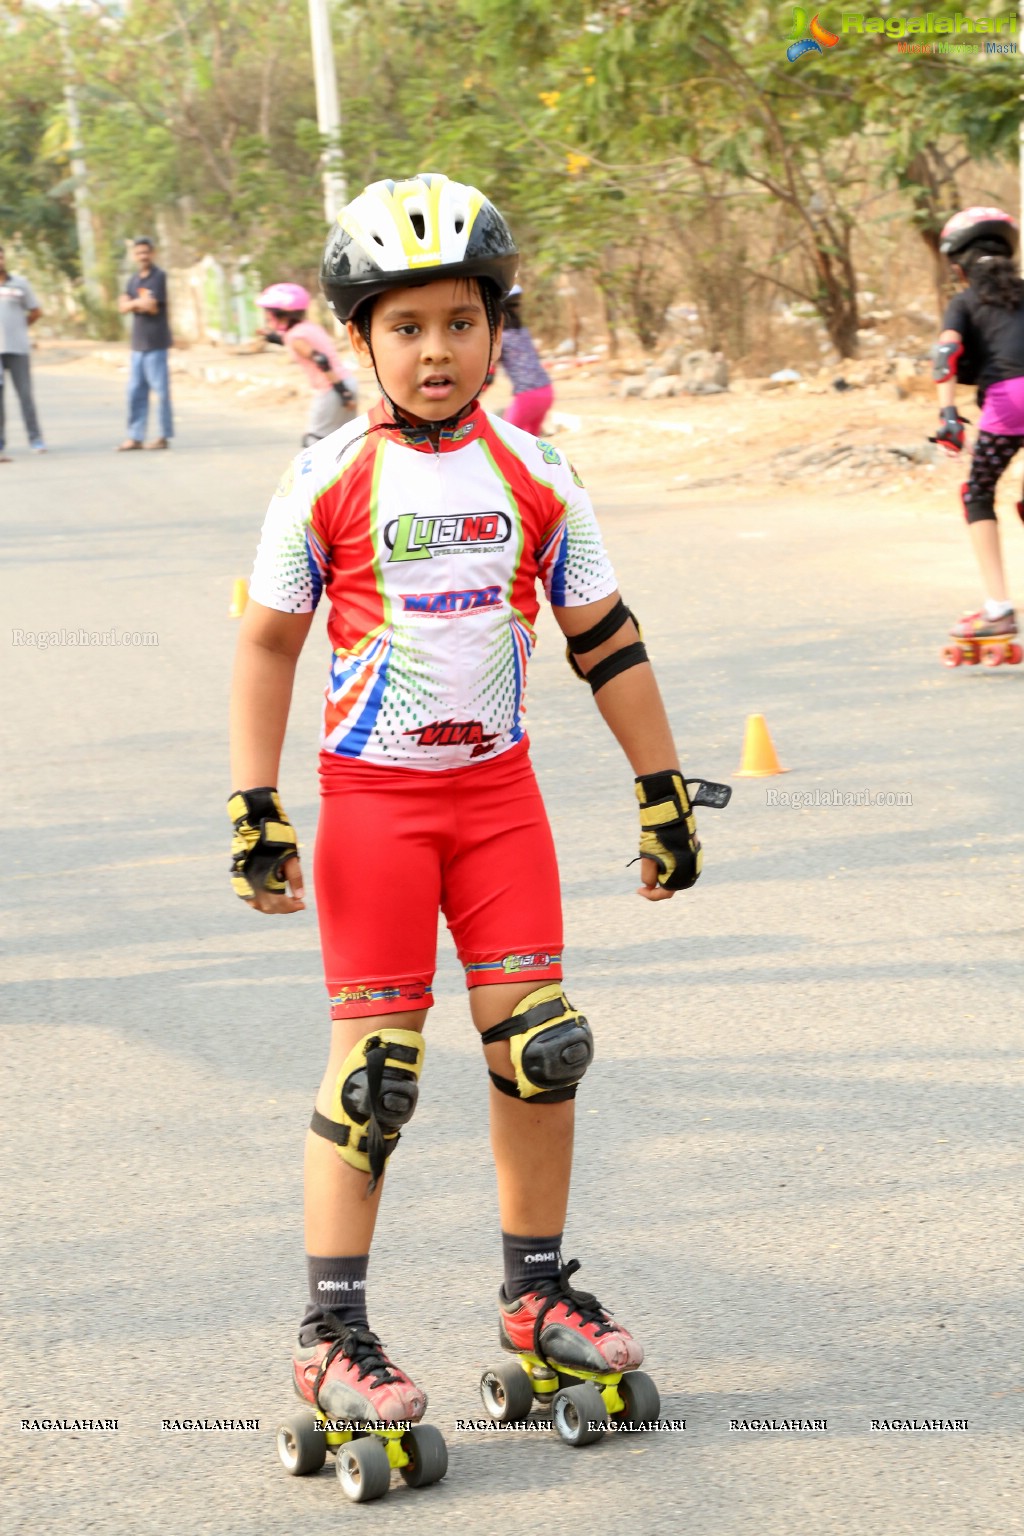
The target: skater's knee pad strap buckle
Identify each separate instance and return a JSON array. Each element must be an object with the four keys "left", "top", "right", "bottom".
[
  {"left": 481, "top": 984, "right": 593, "bottom": 1101},
  {"left": 310, "top": 1028, "right": 425, "bottom": 1191}
]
